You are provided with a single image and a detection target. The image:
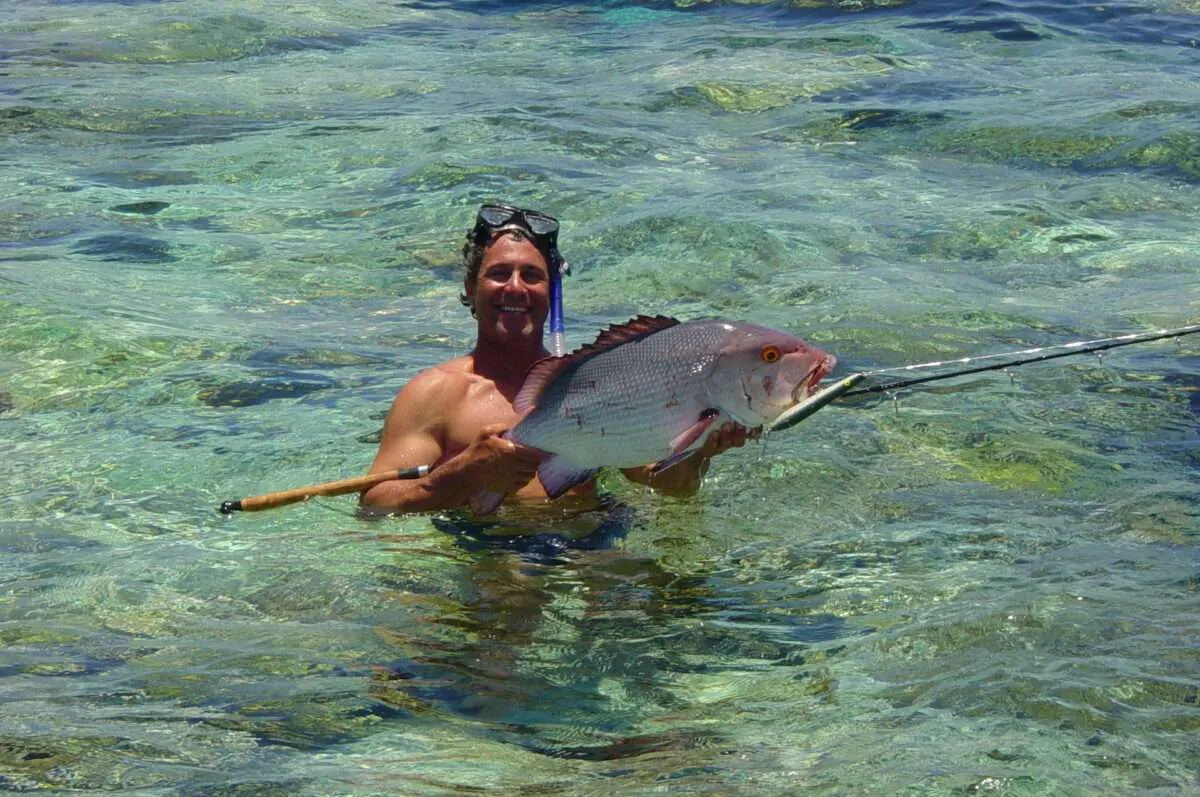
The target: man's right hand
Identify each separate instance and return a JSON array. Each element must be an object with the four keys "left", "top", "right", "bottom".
[
  {"left": 360, "top": 367, "right": 548, "bottom": 515},
  {"left": 443, "top": 423, "right": 543, "bottom": 499}
]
